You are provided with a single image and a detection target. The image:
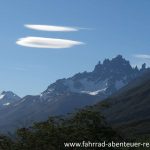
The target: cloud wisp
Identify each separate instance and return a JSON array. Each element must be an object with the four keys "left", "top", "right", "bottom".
[
  {"left": 25, "top": 24, "right": 79, "bottom": 32},
  {"left": 134, "top": 54, "right": 150, "bottom": 59},
  {"left": 16, "top": 37, "right": 84, "bottom": 49}
]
